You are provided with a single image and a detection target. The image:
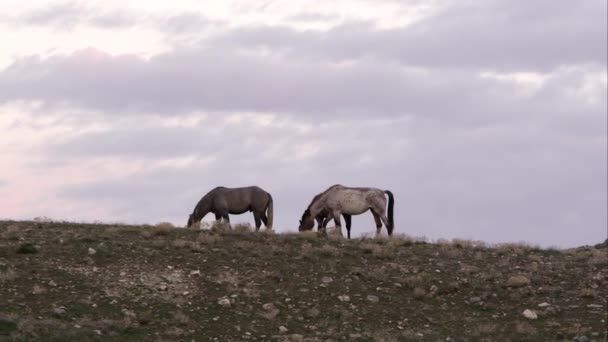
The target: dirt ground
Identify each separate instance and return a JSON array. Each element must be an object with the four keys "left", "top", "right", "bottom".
[{"left": 0, "top": 220, "right": 606, "bottom": 341}]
